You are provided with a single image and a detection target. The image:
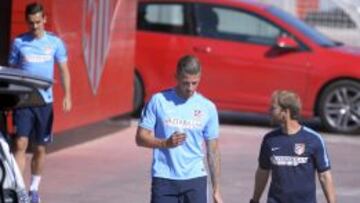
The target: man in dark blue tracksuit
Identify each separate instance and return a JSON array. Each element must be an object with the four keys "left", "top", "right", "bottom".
[{"left": 250, "top": 90, "right": 336, "bottom": 203}]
